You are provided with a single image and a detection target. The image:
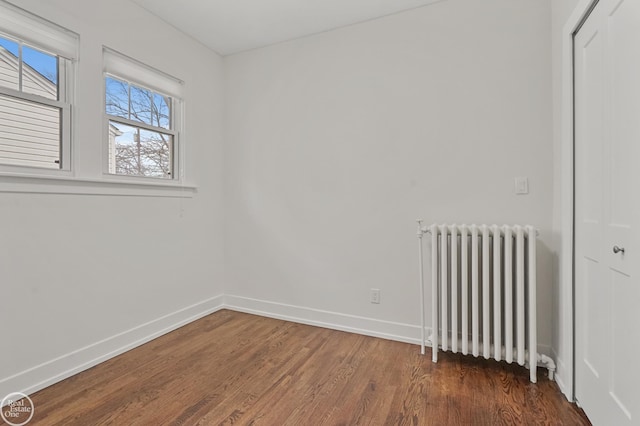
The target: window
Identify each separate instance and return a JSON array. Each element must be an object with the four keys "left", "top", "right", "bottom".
[
  {"left": 0, "top": 2, "right": 77, "bottom": 172},
  {"left": 103, "top": 48, "right": 183, "bottom": 180}
]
